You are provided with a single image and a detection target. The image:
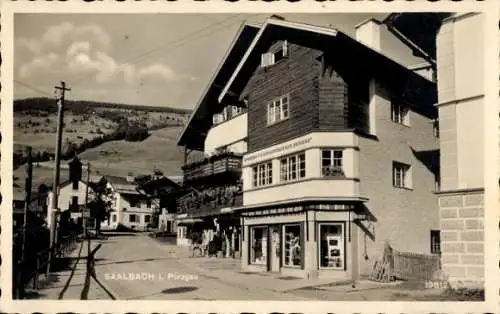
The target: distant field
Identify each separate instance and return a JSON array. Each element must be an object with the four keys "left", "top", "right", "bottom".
[
  {"left": 14, "top": 113, "right": 116, "bottom": 152},
  {"left": 13, "top": 165, "right": 70, "bottom": 199},
  {"left": 37, "top": 127, "right": 204, "bottom": 178}
]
